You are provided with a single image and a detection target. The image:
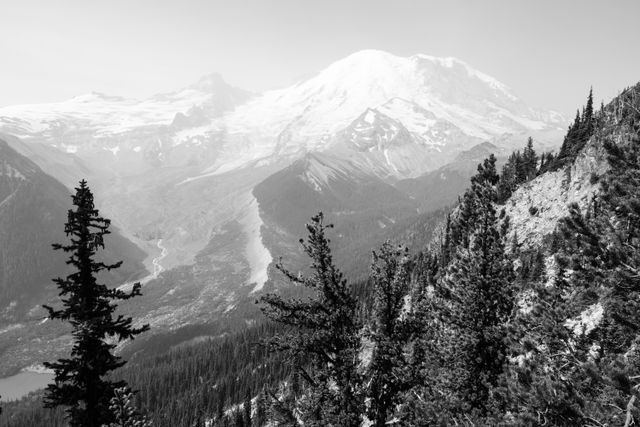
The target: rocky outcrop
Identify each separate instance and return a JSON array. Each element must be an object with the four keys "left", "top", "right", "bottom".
[{"left": 504, "top": 138, "right": 608, "bottom": 249}]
